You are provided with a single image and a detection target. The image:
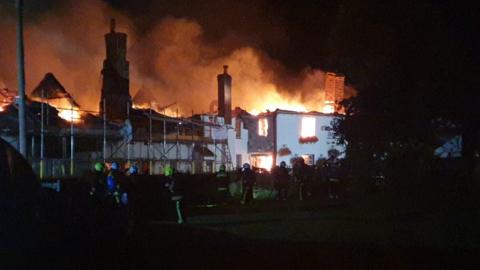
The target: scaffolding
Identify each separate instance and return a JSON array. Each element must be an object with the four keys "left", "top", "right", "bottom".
[{"left": 0, "top": 99, "right": 233, "bottom": 178}]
